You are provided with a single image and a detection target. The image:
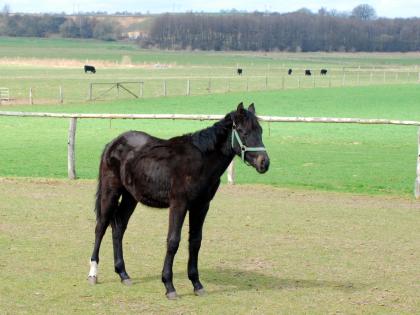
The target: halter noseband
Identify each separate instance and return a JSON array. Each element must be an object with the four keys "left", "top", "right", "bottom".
[{"left": 231, "top": 122, "right": 266, "bottom": 162}]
